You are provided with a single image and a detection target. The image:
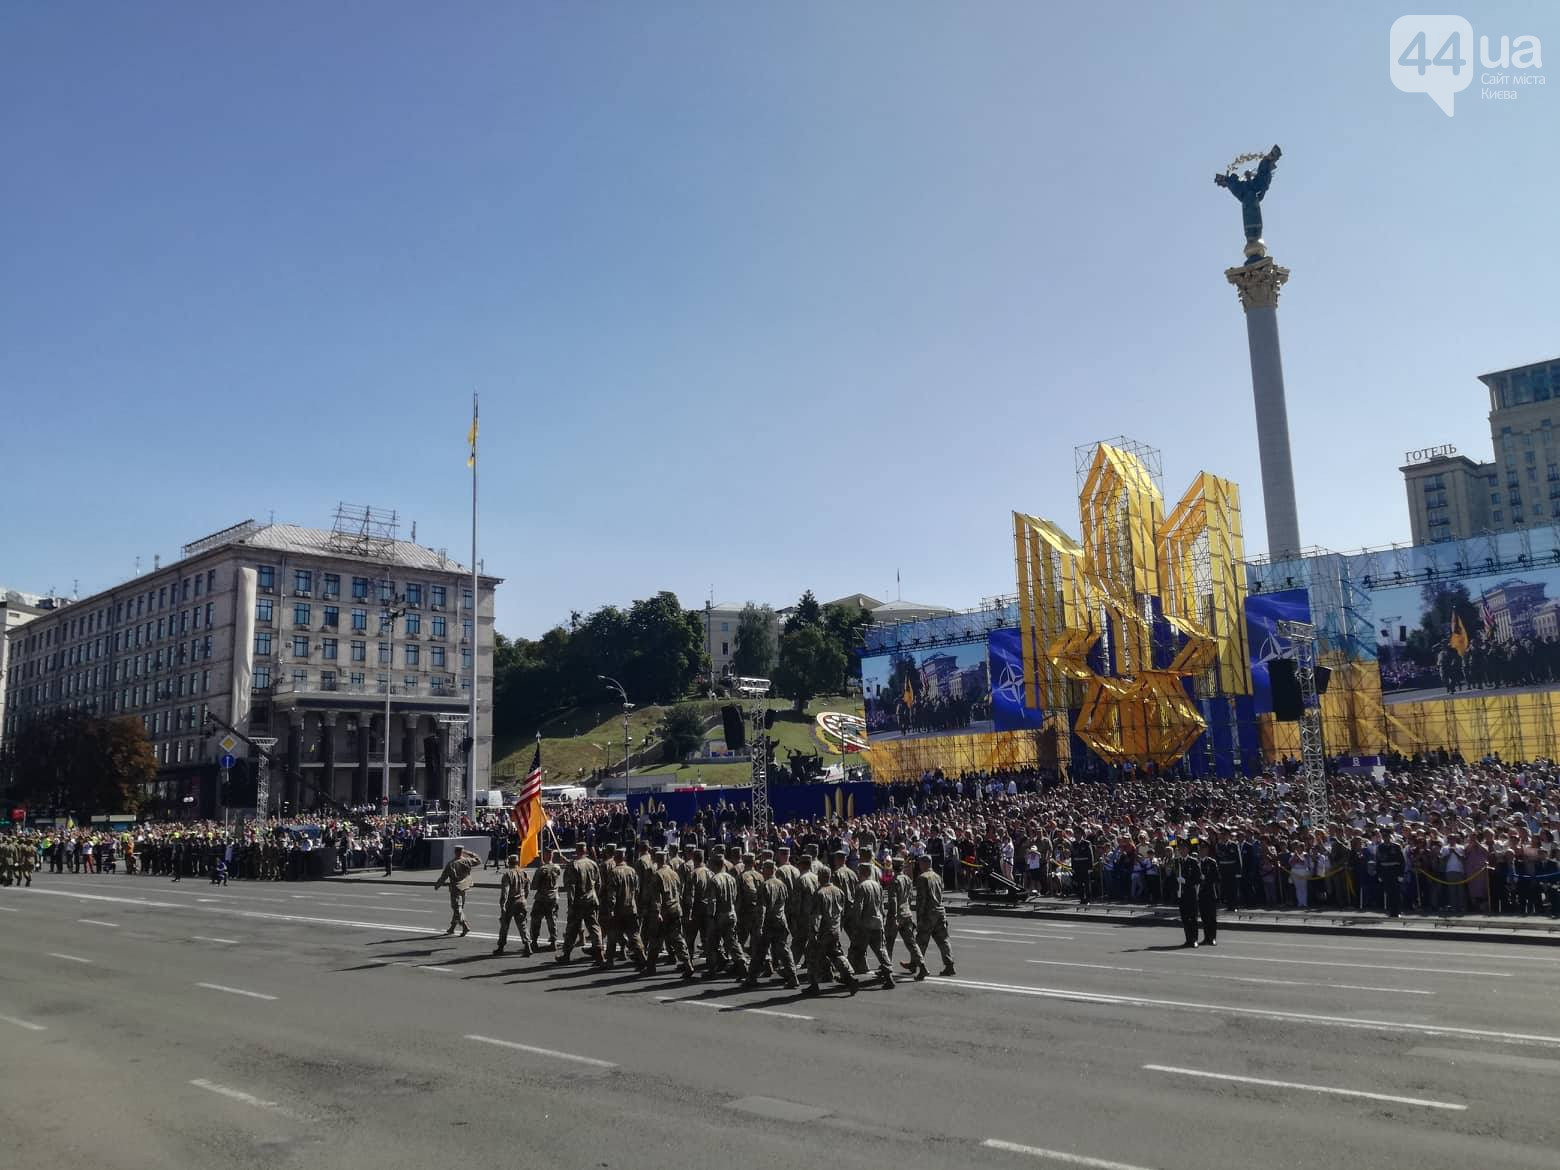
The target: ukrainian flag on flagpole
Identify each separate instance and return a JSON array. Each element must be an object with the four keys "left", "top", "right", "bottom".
[{"left": 466, "top": 398, "right": 479, "bottom": 467}]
